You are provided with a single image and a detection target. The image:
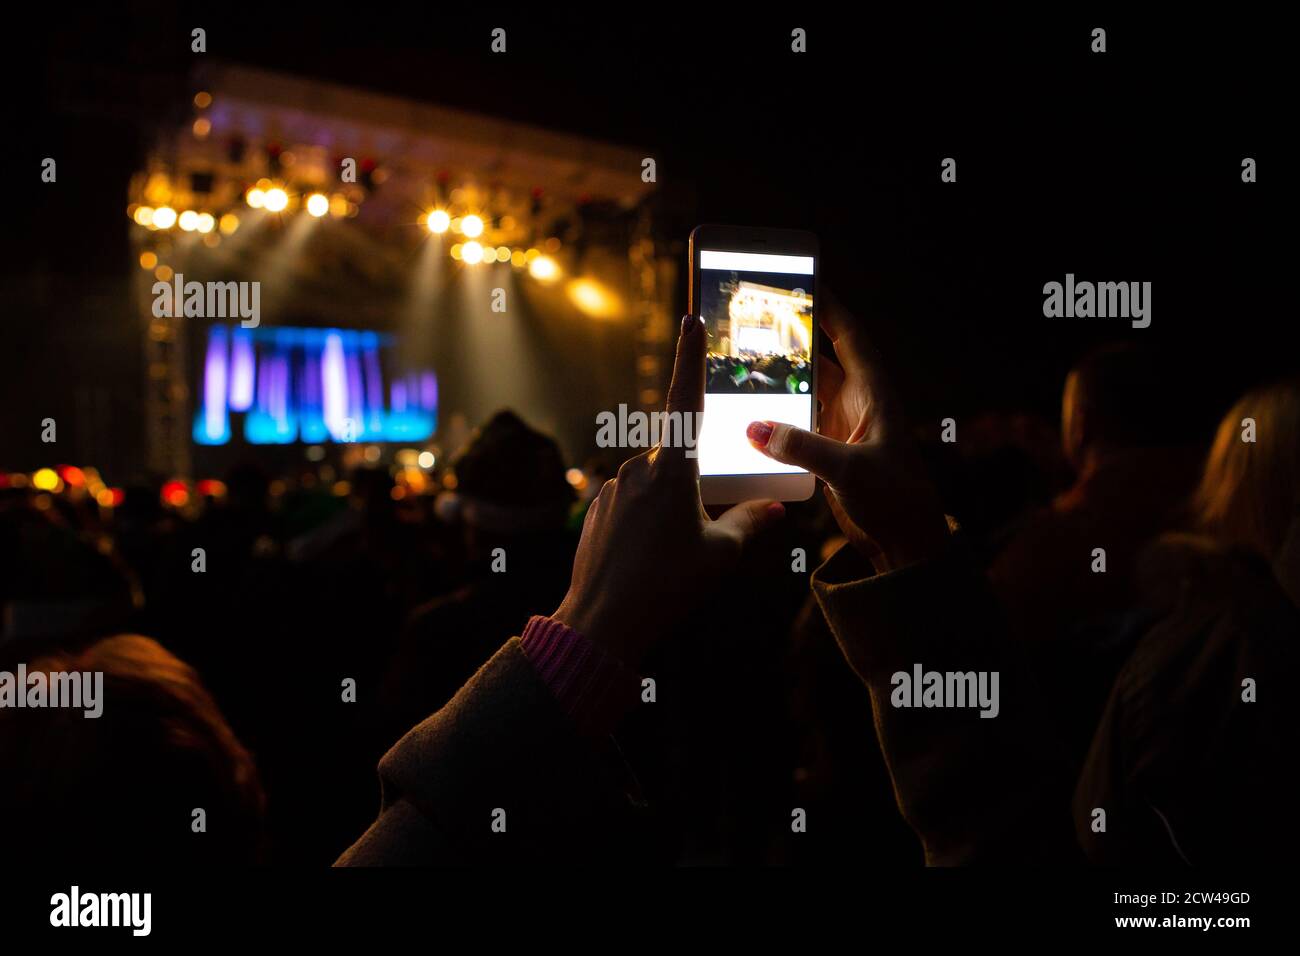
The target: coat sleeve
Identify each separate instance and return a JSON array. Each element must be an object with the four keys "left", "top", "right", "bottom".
[
  {"left": 336, "top": 637, "right": 638, "bottom": 865},
  {"left": 811, "top": 541, "right": 1081, "bottom": 864}
]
